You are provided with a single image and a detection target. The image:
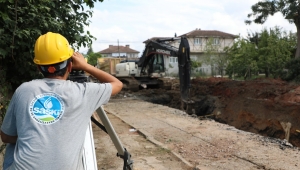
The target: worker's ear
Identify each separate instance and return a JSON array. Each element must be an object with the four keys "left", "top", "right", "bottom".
[
  {"left": 67, "top": 61, "right": 72, "bottom": 73},
  {"left": 37, "top": 65, "right": 41, "bottom": 72}
]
